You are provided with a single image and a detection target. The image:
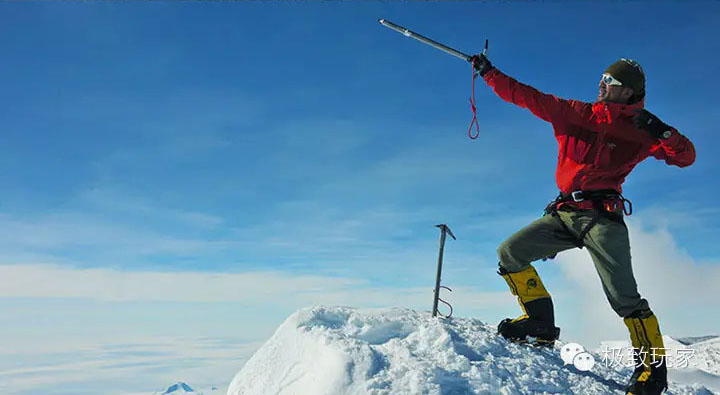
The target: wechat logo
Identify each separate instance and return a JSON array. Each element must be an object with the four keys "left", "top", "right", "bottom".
[{"left": 560, "top": 342, "right": 596, "bottom": 372}]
